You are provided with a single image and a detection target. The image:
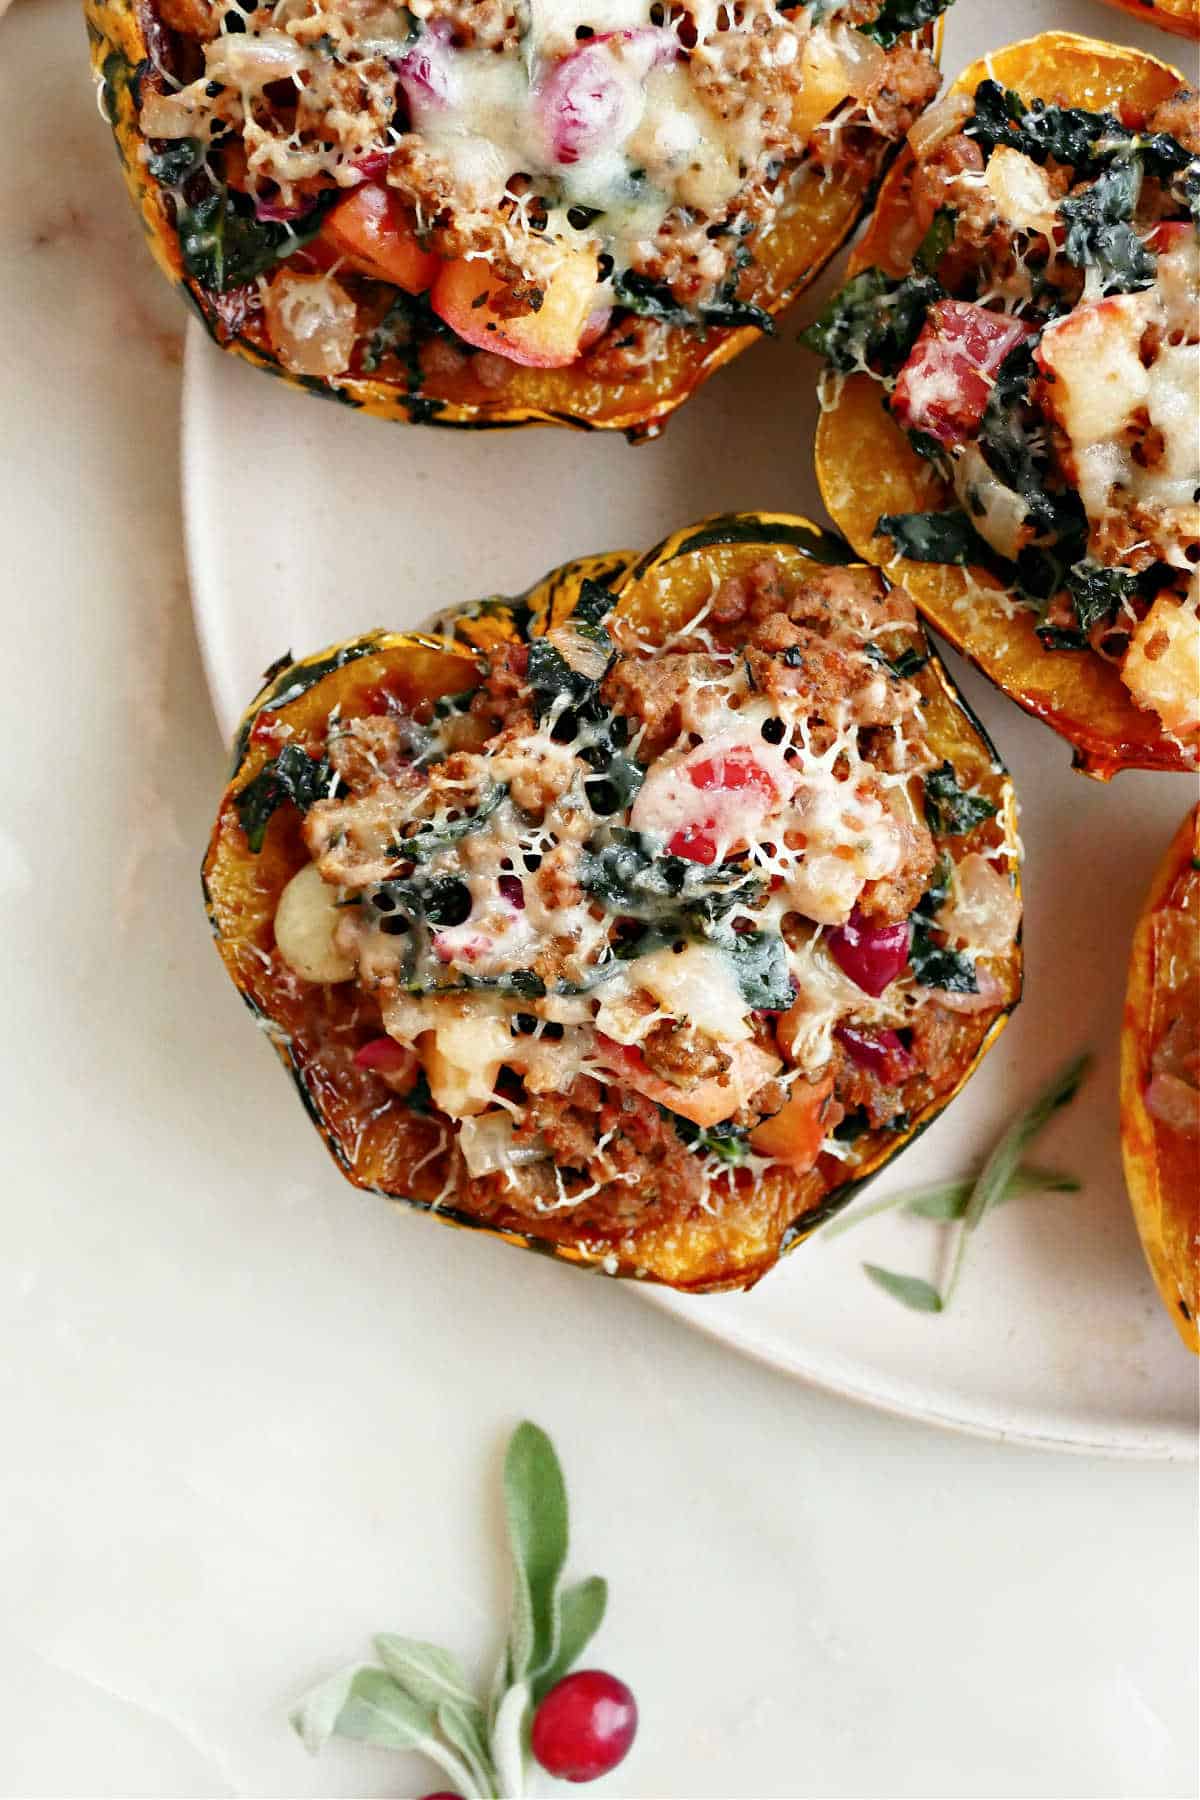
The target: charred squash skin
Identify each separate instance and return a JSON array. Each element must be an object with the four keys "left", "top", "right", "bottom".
[
  {"left": 1120, "top": 807, "right": 1200, "bottom": 1354},
  {"left": 202, "top": 513, "right": 1022, "bottom": 1293},
  {"left": 1096, "top": 0, "right": 1199, "bottom": 42},
  {"left": 85, "top": 0, "right": 938, "bottom": 439},
  {"left": 812, "top": 33, "right": 1194, "bottom": 780}
]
